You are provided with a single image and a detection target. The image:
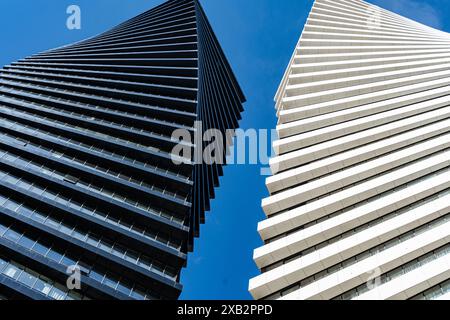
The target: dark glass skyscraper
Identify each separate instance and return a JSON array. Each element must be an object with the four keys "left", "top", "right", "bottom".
[{"left": 0, "top": 0, "right": 244, "bottom": 300}]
